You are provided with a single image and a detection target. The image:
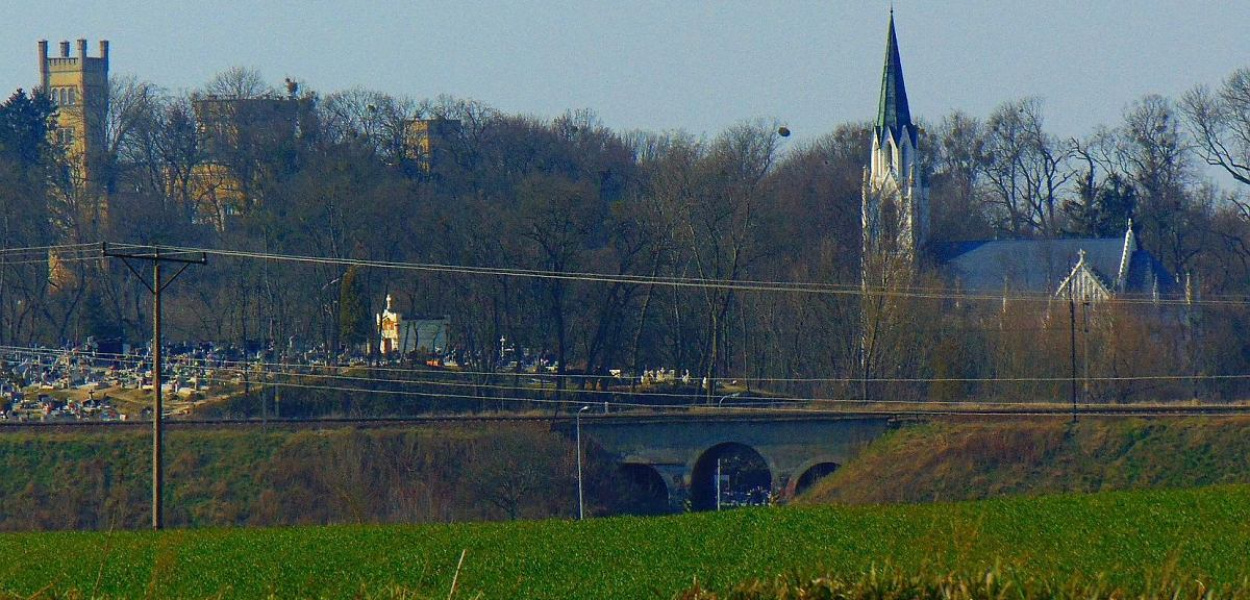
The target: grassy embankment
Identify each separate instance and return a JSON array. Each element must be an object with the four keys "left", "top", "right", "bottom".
[
  {"left": 801, "top": 417, "right": 1250, "bottom": 505},
  {"left": 2, "top": 484, "right": 1250, "bottom": 599},
  {"left": 0, "top": 424, "right": 630, "bottom": 530}
]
